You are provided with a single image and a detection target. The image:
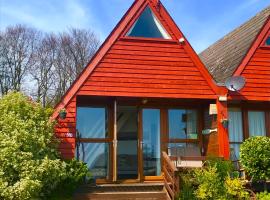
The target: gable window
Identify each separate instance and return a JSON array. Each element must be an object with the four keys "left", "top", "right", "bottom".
[
  {"left": 126, "top": 6, "right": 171, "bottom": 39},
  {"left": 266, "top": 36, "right": 270, "bottom": 46}
]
